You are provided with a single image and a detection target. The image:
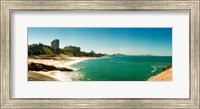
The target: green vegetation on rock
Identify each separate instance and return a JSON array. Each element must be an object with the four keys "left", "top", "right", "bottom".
[{"left": 28, "top": 43, "right": 107, "bottom": 57}]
